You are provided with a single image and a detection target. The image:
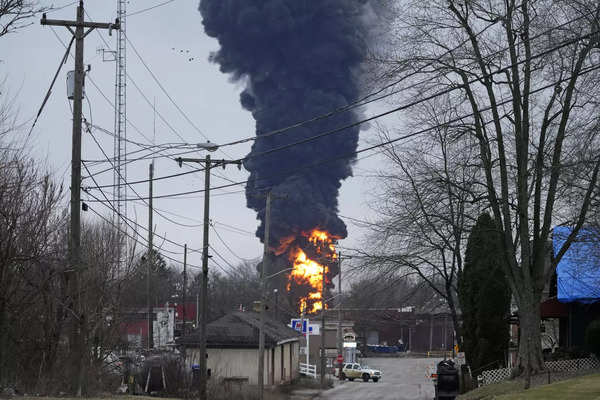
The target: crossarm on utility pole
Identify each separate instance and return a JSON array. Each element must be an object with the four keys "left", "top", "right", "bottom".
[{"left": 41, "top": 15, "right": 119, "bottom": 31}]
